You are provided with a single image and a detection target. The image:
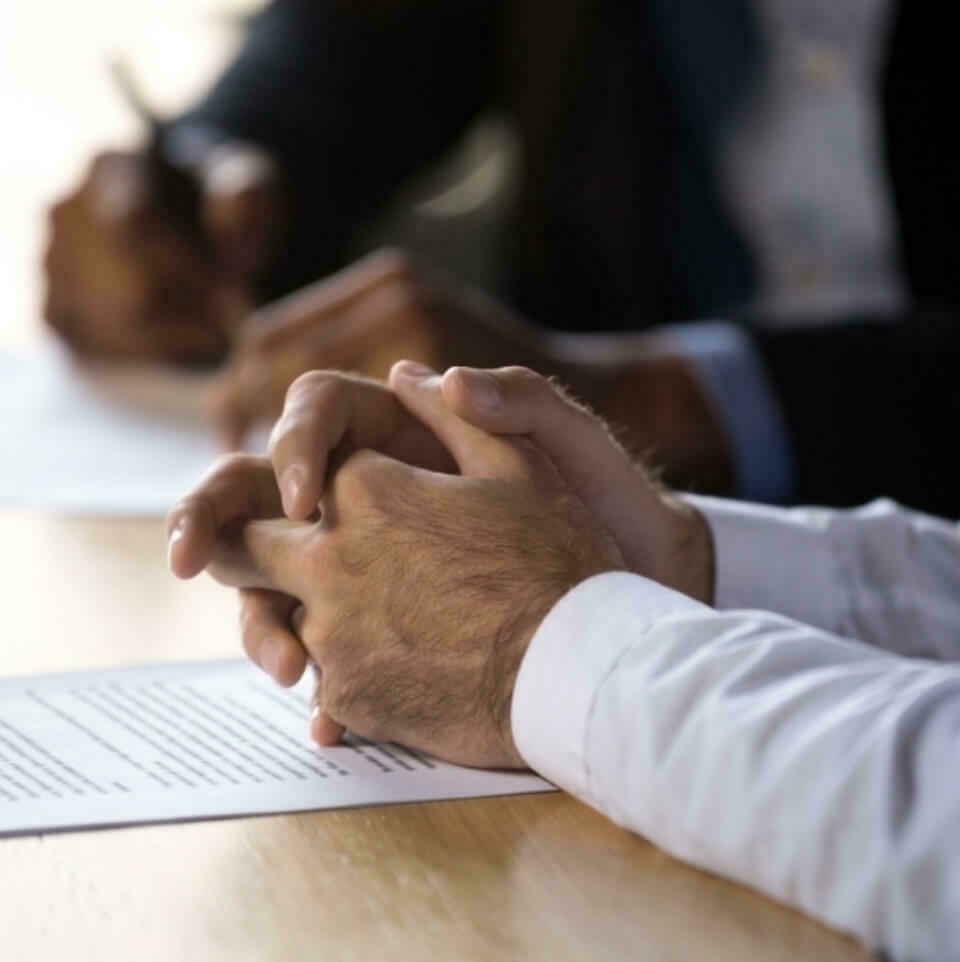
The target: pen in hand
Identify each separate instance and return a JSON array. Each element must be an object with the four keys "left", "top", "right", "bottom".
[{"left": 109, "top": 58, "right": 209, "bottom": 250}]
